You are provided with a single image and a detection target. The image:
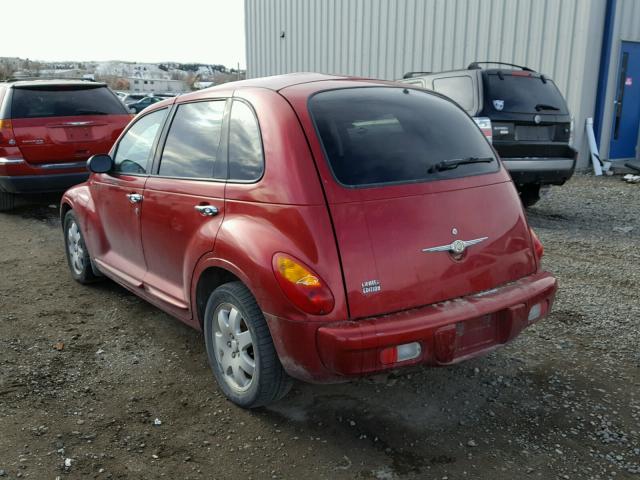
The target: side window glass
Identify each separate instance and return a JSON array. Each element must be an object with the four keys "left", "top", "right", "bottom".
[
  {"left": 113, "top": 108, "right": 167, "bottom": 174},
  {"left": 158, "top": 100, "right": 226, "bottom": 178},
  {"left": 228, "top": 101, "right": 264, "bottom": 181},
  {"left": 433, "top": 76, "right": 475, "bottom": 112}
]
